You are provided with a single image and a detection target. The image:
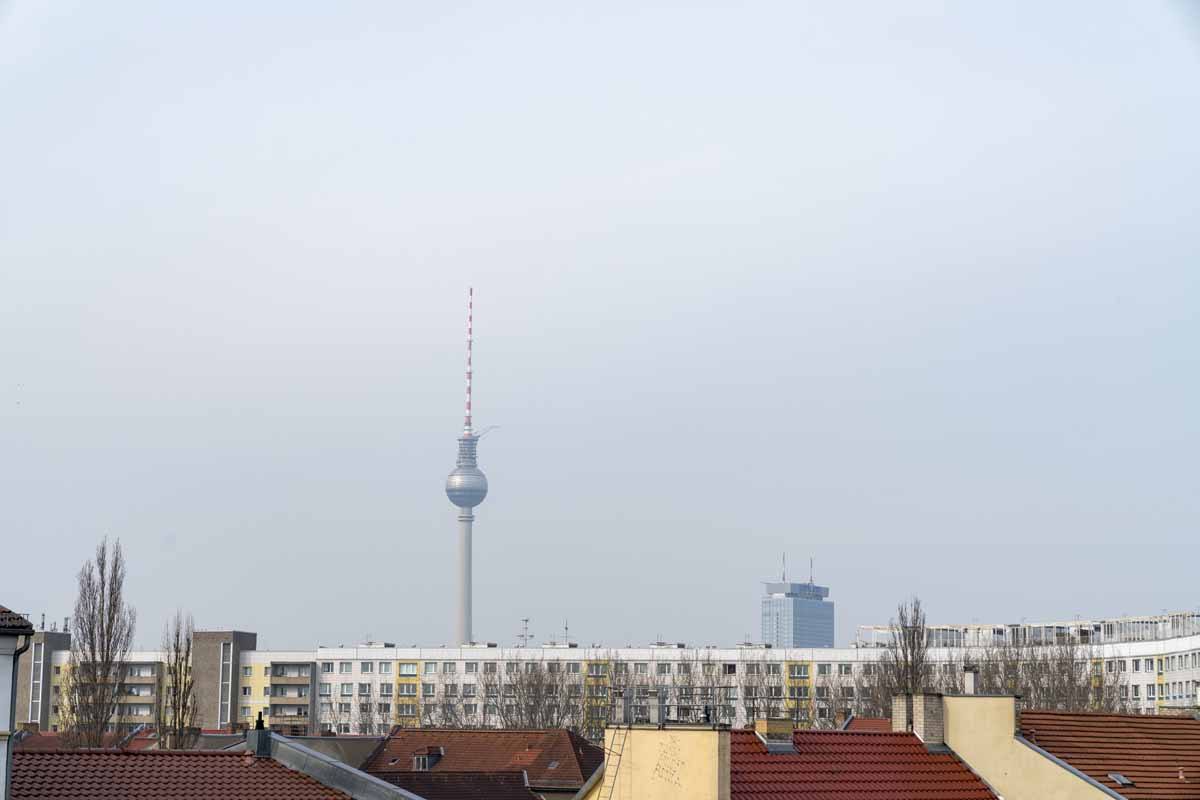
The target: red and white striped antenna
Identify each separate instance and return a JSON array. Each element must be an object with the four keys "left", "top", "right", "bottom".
[{"left": 464, "top": 287, "right": 474, "bottom": 432}]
